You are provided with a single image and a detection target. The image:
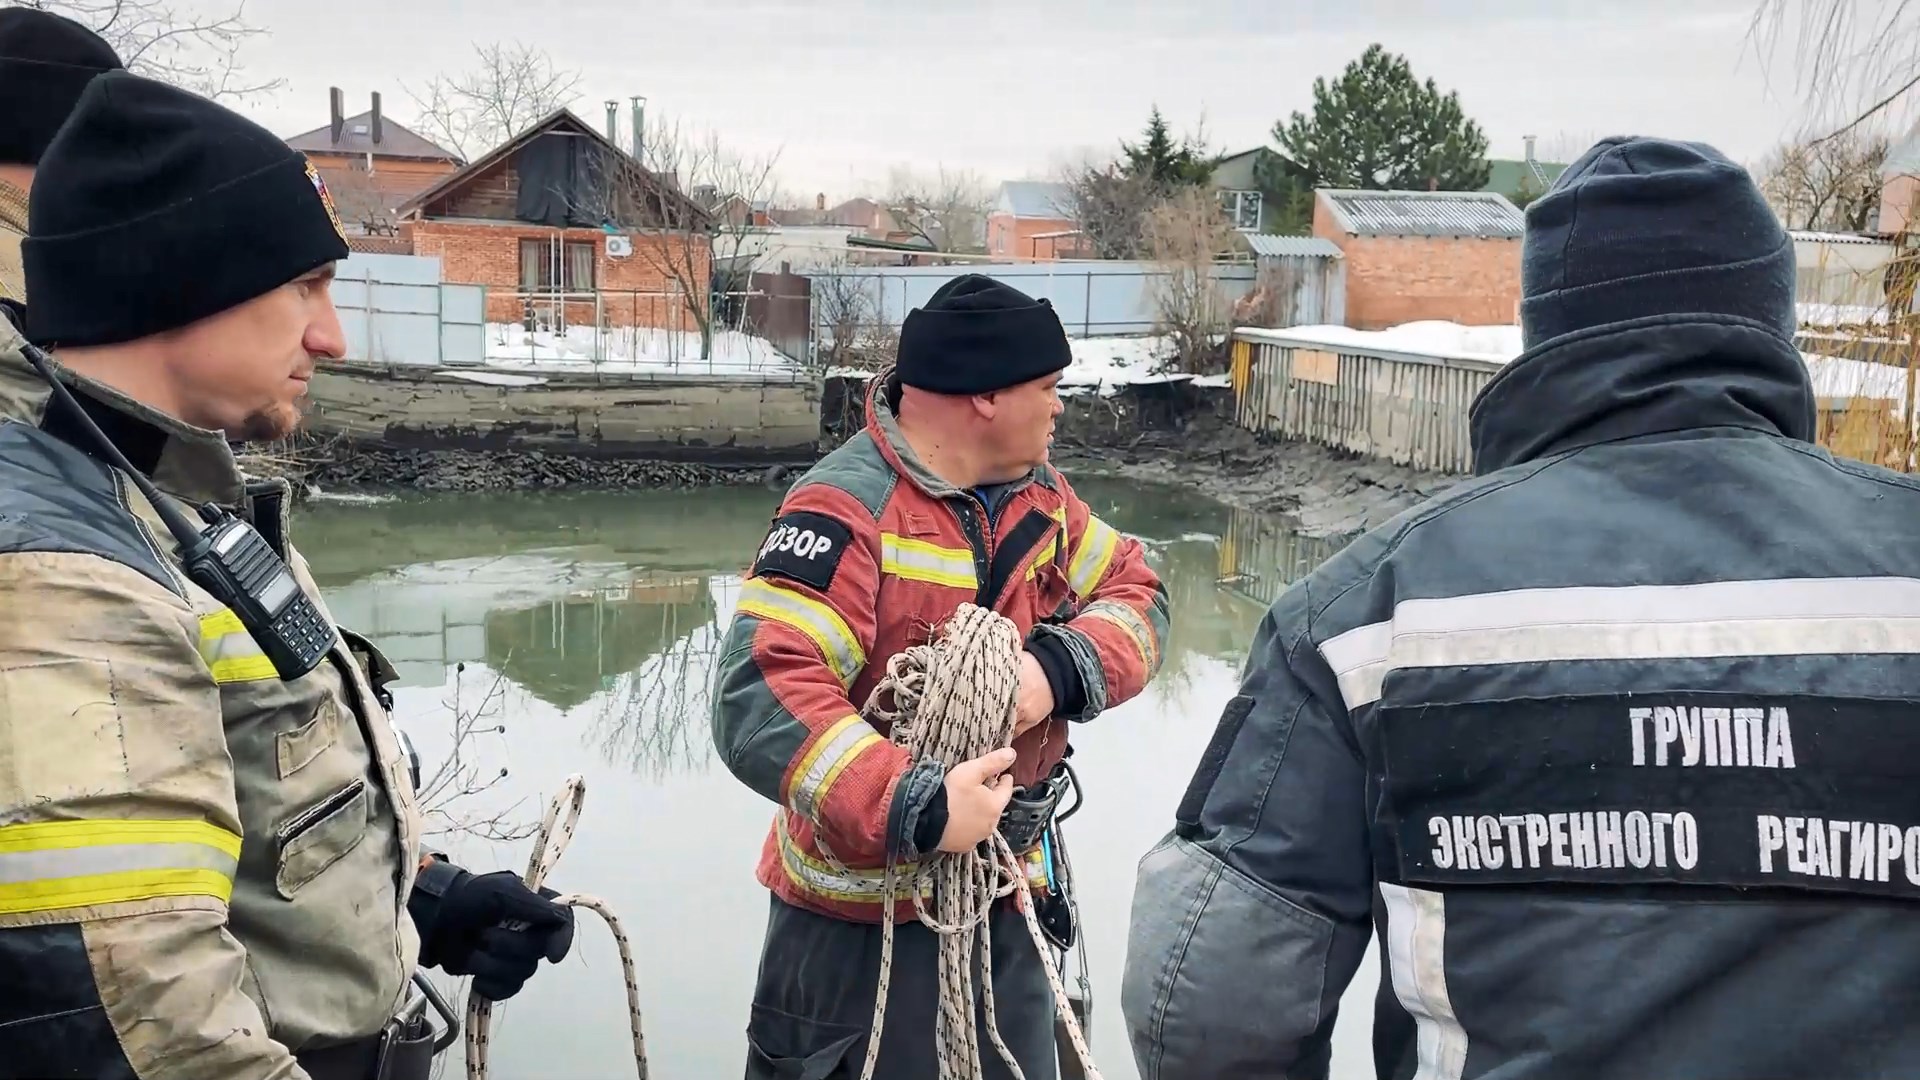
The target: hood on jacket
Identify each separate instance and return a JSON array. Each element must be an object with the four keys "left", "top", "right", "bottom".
[{"left": 1467, "top": 313, "right": 1818, "bottom": 477}]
